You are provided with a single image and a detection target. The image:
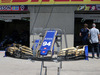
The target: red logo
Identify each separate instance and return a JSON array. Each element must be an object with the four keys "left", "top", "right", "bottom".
[
  {"left": 43, "top": 51, "right": 45, "bottom": 53},
  {"left": 44, "top": 47, "right": 47, "bottom": 49}
]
